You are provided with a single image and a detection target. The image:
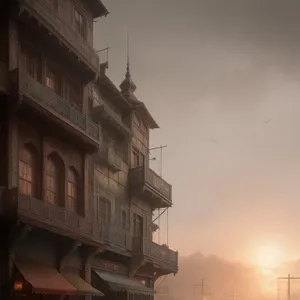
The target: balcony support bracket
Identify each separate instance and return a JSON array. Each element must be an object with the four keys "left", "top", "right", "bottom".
[
  {"left": 81, "top": 245, "right": 104, "bottom": 265},
  {"left": 9, "top": 224, "right": 32, "bottom": 255},
  {"left": 128, "top": 255, "right": 145, "bottom": 278},
  {"left": 8, "top": 224, "right": 32, "bottom": 279},
  {"left": 81, "top": 245, "right": 104, "bottom": 283},
  {"left": 58, "top": 240, "right": 82, "bottom": 271}
]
